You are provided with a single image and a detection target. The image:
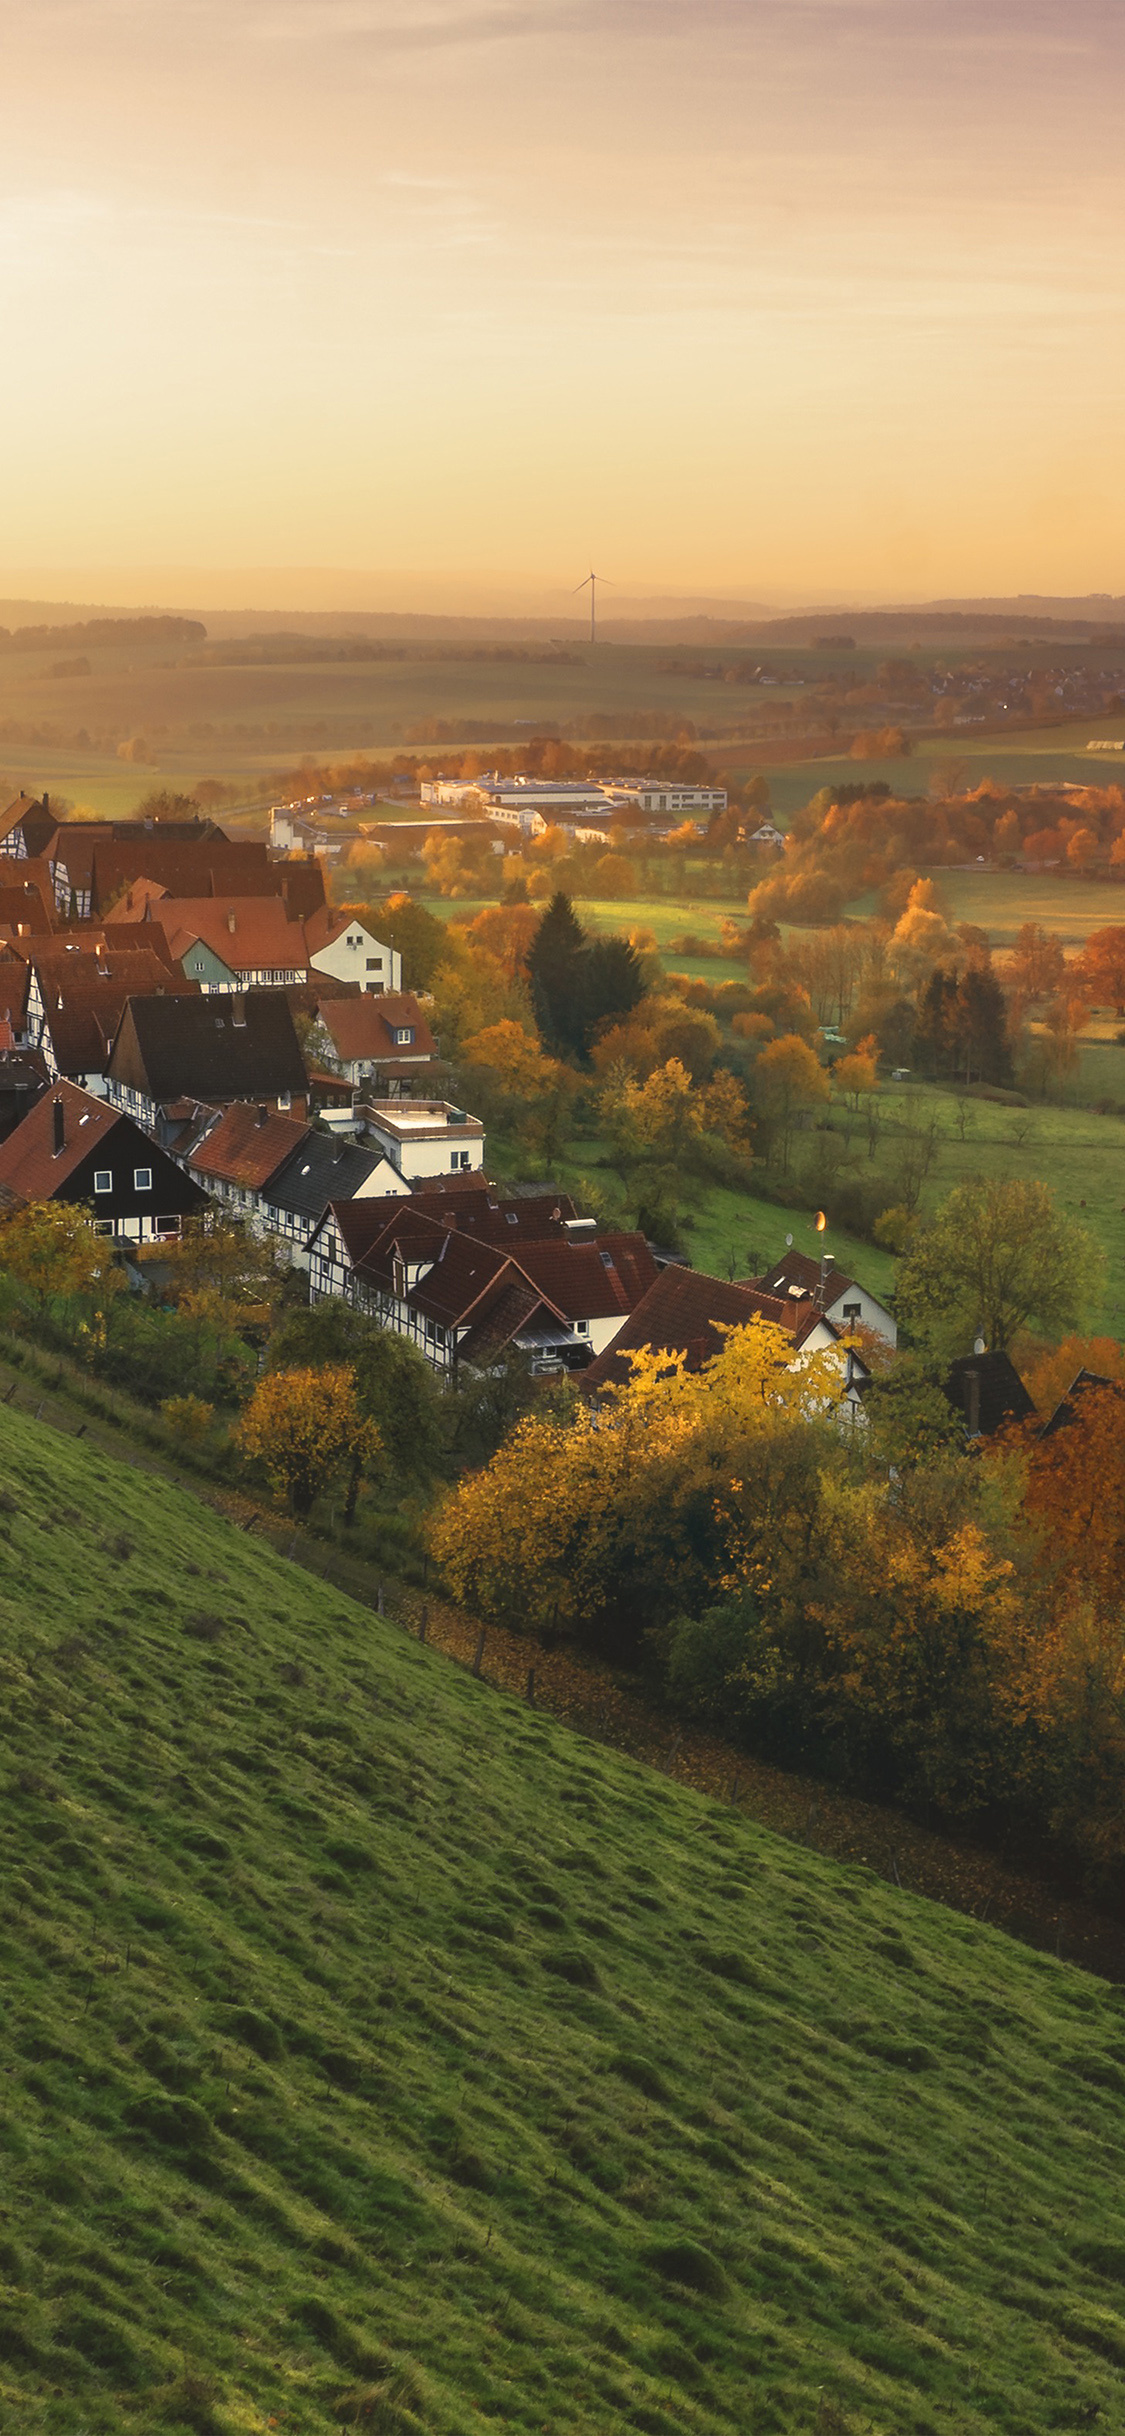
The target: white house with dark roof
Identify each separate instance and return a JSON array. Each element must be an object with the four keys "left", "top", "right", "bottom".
[{"left": 755, "top": 1247, "right": 897, "bottom": 1349}]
